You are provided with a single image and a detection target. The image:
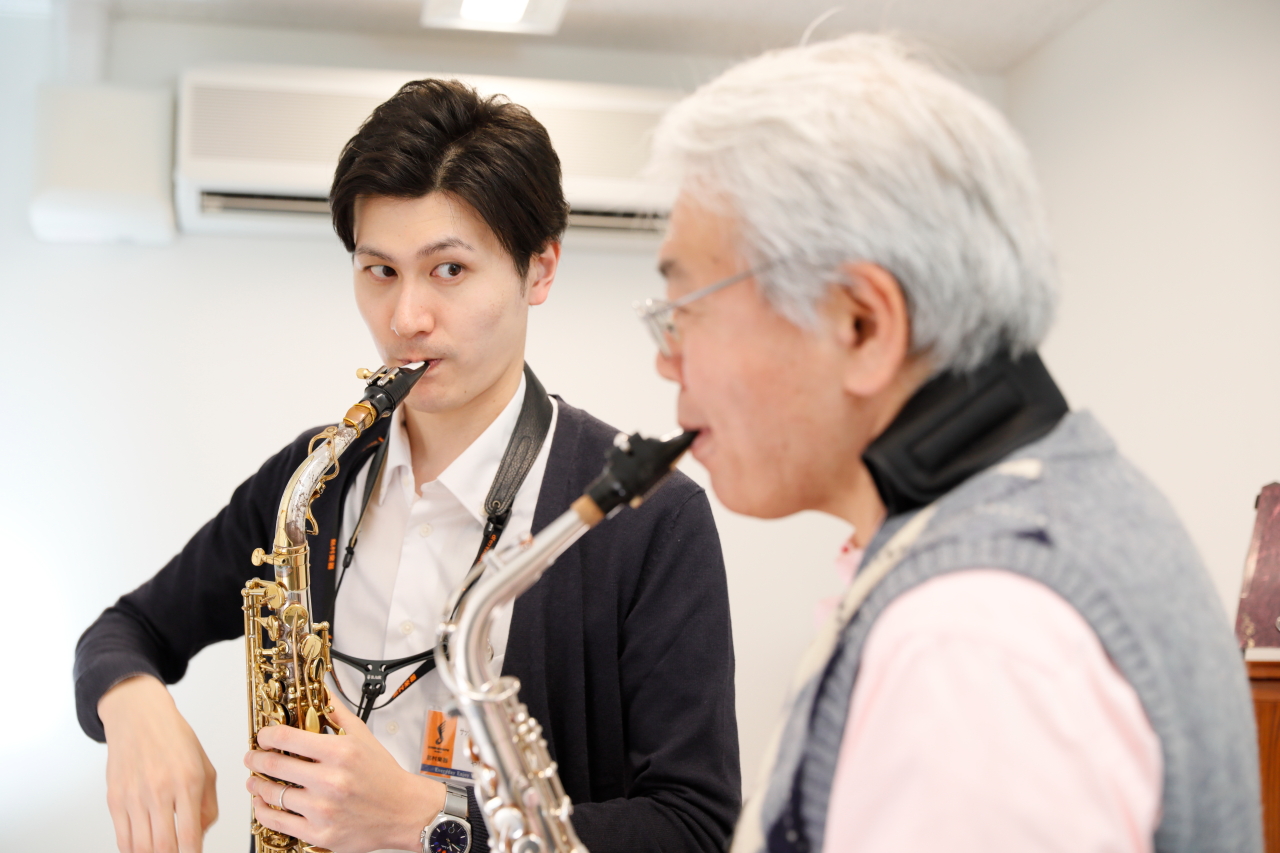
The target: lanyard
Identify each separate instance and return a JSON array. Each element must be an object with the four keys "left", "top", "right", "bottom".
[{"left": 329, "top": 364, "right": 555, "bottom": 721}]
